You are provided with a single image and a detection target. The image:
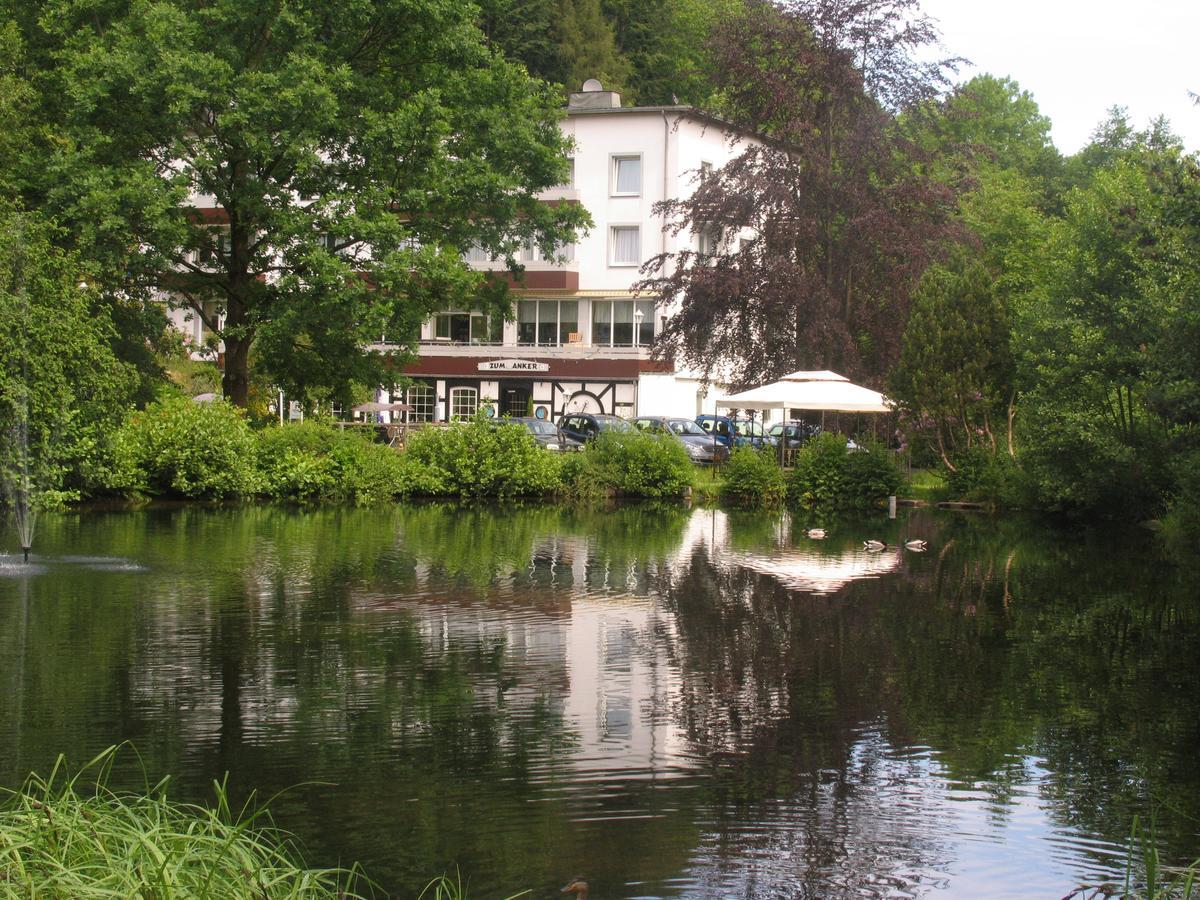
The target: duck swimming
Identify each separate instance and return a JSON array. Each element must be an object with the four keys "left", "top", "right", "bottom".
[
  {"left": 904, "top": 539, "right": 928, "bottom": 552},
  {"left": 562, "top": 877, "right": 589, "bottom": 898},
  {"left": 806, "top": 528, "right": 827, "bottom": 539},
  {"left": 863, "top": 540, "right": 887, "bottom": 551}
]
